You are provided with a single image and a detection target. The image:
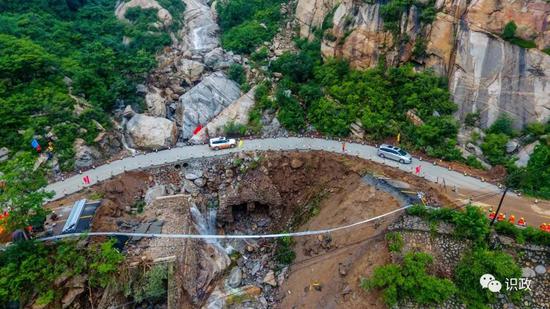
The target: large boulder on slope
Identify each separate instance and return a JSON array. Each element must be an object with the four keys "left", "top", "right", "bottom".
[
  {"left": 177, "top": 72, "right": 241, "bottom": 140},
  {"left": 176, "top": 59, "right": 205, "bottom": 84},
  {"left": 126, "top": 114, "right": 178, "bottom": 149}
]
